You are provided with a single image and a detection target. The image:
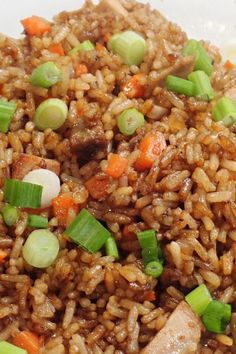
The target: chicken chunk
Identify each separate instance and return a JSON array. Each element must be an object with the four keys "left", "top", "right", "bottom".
[
  {"left": 96, "top": 0, "right": 128, "bottom": 17},
  {"left": 141, "top": 301, "right": 202, "bottom": 354},
  {"left": 12, "top": 154, "right": 60, "bottom": 180}
]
